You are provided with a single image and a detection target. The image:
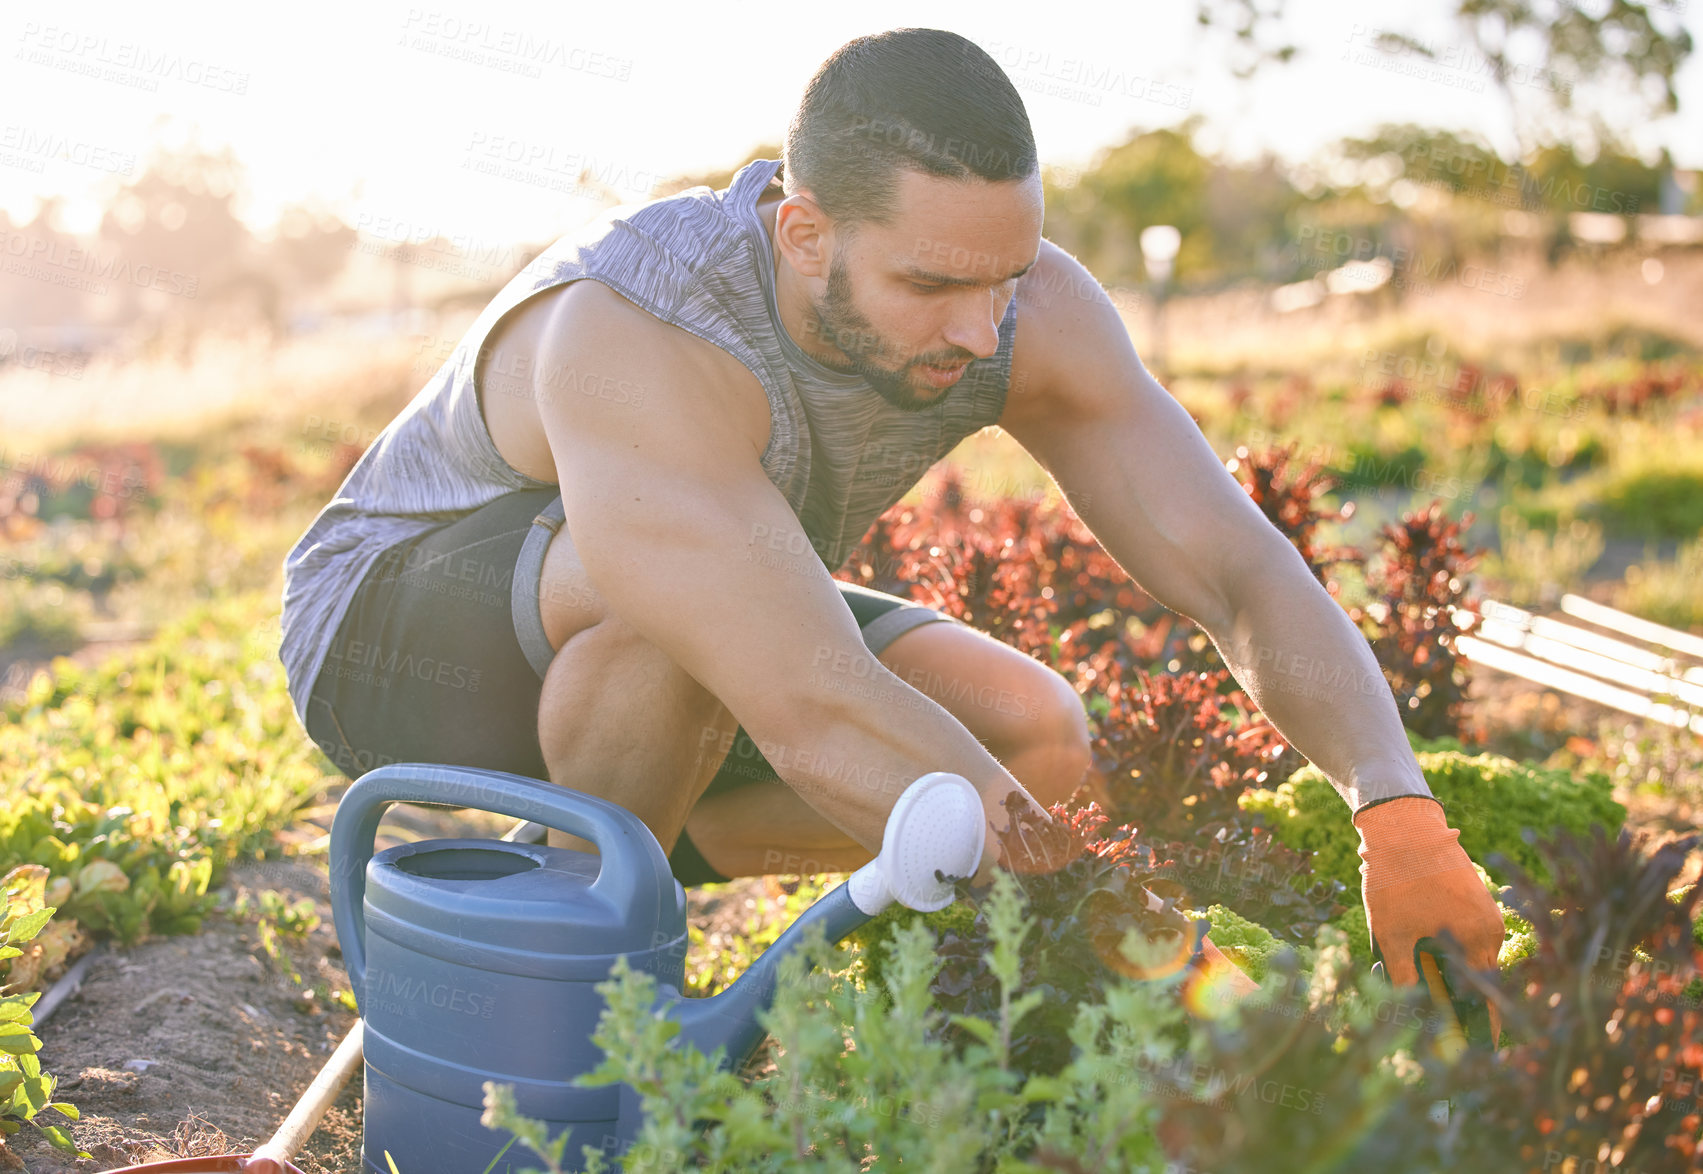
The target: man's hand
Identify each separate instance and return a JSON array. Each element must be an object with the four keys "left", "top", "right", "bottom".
[{"left": 1356, "top": 795, "right": 1505, "bottom": 1040}]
